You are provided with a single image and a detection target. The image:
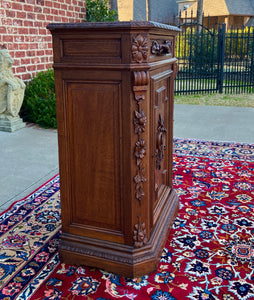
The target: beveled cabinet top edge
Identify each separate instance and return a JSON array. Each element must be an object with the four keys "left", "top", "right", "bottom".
[{"left": 47, "top": 21, "right": 181, "bottom": 33}]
